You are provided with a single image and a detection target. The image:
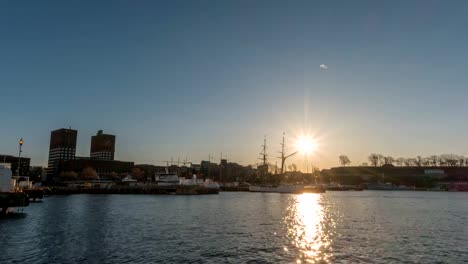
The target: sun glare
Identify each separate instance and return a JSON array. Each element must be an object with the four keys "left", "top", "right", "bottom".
[{"left": 295, "top": 136, "right": 317, "bottom": 155}]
